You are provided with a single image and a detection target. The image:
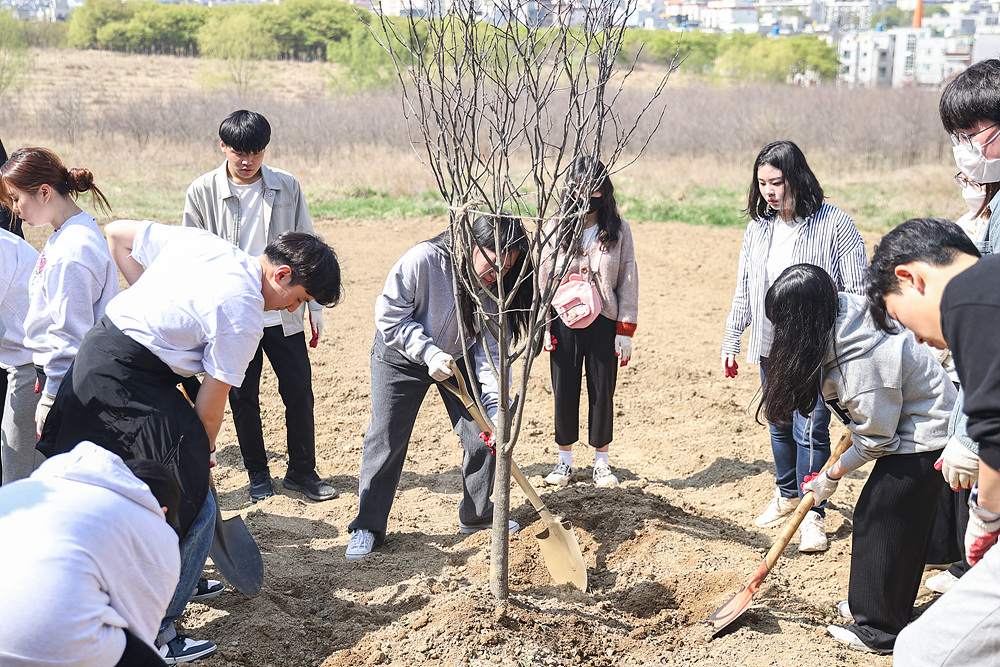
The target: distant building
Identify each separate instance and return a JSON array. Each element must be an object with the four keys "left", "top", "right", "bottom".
[
  {"left": 838, "top": 26, "right": 972, "bottom": 86},
  {"left": 839, "top": 30, "right": 895, "bottom": 85}
]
